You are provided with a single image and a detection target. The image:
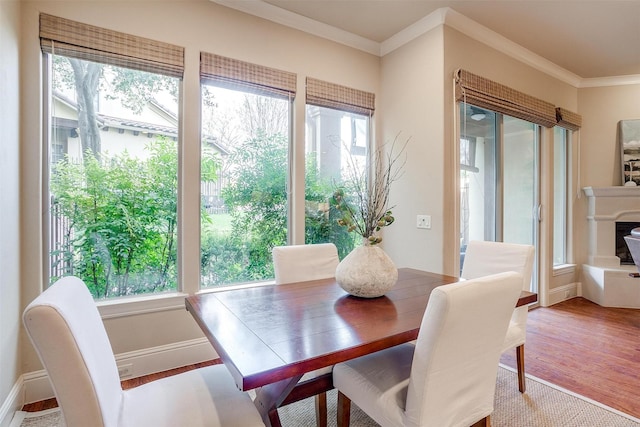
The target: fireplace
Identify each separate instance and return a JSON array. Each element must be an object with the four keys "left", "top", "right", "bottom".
[
  {"left": 583, "top": 186, "right": 640, "bottom": 308},
  {"left": 584, "top": 186, "right": 640, "bottom": 267},
  {"left": 616, "top": 222, "right": 640, "bottom": 265}
]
